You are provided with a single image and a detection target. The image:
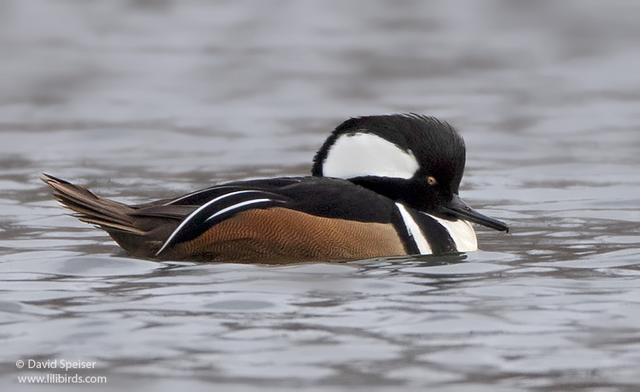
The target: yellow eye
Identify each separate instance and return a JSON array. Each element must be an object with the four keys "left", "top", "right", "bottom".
[{"left": 426, "top": 176, "right": 438, "bottom": 186}]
